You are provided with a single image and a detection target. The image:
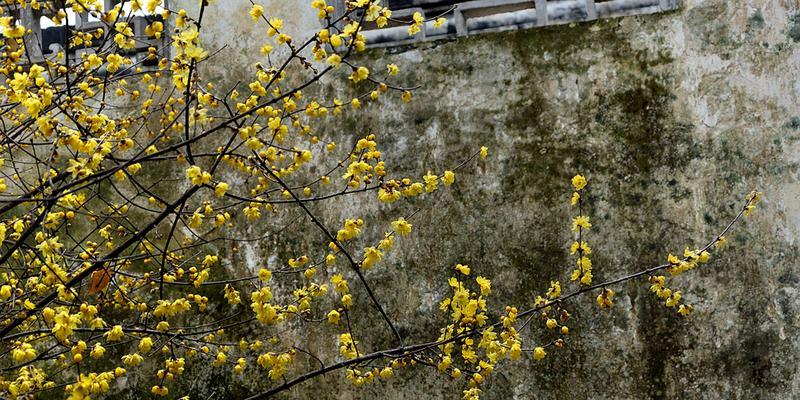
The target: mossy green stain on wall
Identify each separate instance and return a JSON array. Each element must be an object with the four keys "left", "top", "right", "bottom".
[{"left": 788, "top": 14, "right": 800, "bottom": 42}]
